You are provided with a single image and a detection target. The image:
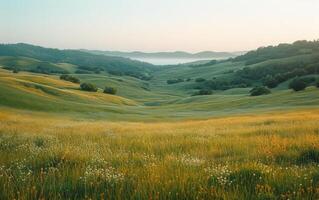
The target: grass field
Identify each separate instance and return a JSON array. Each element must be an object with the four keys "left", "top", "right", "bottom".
[
  {"left": 1, "top": 55, "right": 319, "bottom": 199},
  {"left": 0, "top": 109, "right": 319, "bottom": 199}
]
